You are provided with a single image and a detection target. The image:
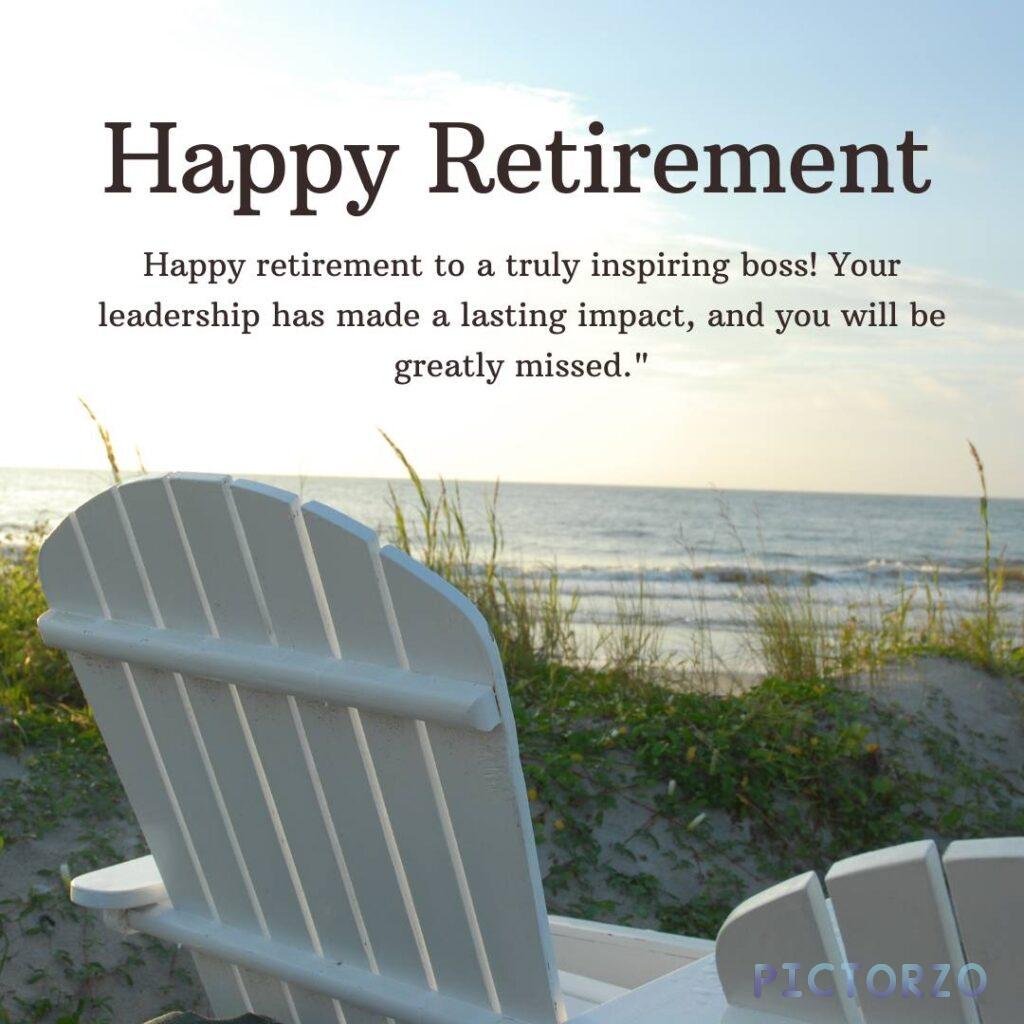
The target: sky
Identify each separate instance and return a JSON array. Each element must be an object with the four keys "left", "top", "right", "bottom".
[{"left": 1, "top": 1, "right": 1021, "bottom": 497}]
